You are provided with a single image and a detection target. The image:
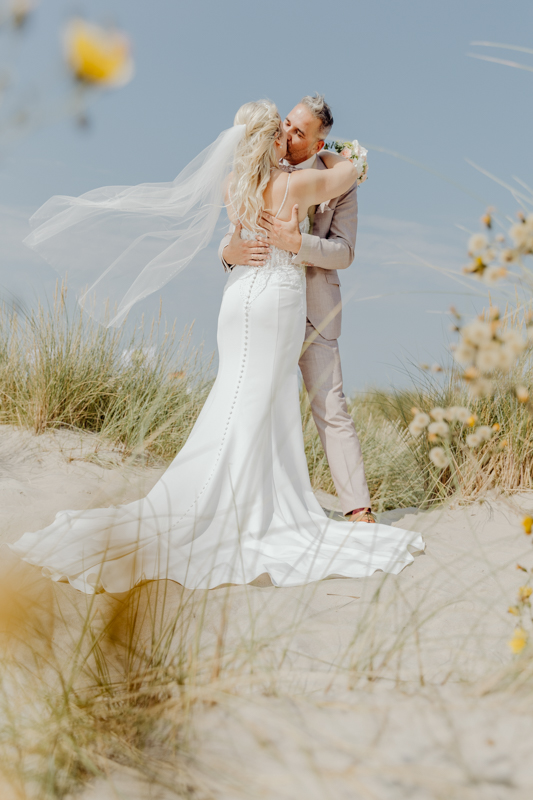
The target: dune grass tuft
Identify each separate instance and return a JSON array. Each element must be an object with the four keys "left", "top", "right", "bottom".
[{"left": 0, "top": 284, "right": 212, "bottom": 463}]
